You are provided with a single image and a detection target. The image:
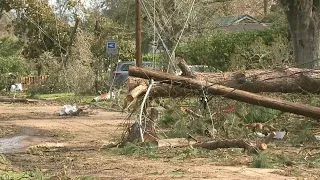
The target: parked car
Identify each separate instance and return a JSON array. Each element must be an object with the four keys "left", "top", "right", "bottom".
[{"left": 108, "top": 61, "right": 154, "bottom": 88}]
